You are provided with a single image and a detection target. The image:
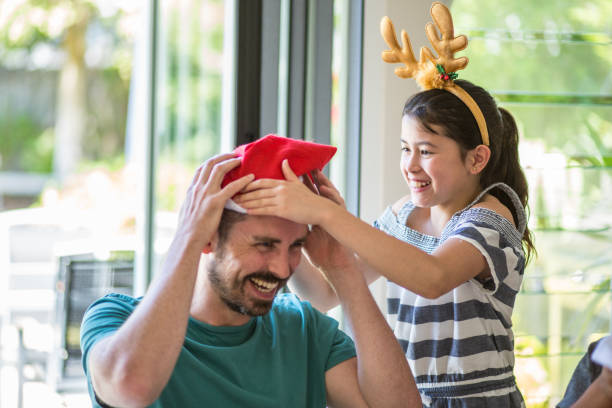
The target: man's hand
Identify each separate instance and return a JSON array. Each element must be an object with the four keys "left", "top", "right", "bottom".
[
  {"left": 303, "top": 226, "right": 356, "bottom": 288},
  {"left": 176, "top": 153, "right": 254, "bottom": 249}
]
